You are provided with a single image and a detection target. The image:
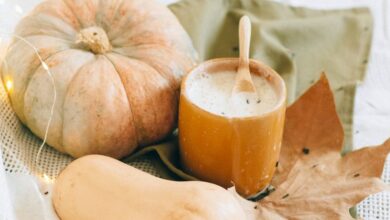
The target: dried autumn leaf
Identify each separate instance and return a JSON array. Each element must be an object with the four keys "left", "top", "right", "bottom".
[
  {"left": 256, "top": 141, "right": 390, "bottom": 220},
  {"left": 243, "top": 74, "right": 390, "bottom": 220},
  {"left": 273, "top": 73, "right": 344, "bottom": 186}
]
